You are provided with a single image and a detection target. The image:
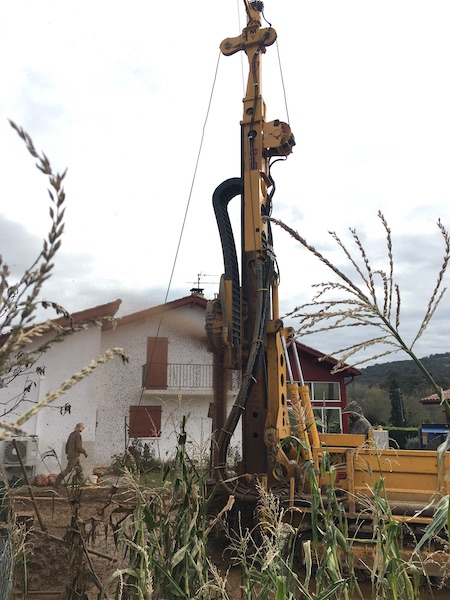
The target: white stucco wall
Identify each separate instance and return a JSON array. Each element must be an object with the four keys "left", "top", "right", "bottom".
[
  {"left": 95, "top": 304, "right": 217, "bottom": 466},
  {"left": 0, "top": 325, "right": 102, "bottom": 475}
]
